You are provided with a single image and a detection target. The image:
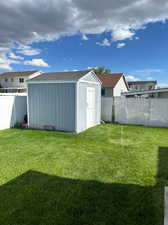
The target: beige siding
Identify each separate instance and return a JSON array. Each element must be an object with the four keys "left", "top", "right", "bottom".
[
  {"left": 0, "top": 76, "right": 29, "bottom": 88},
  {"left": 113, "top": 76, "right": 128, "bottom": 96},
  {"left": 0, "top": 71, "right": 41, "bottom": 89}
]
